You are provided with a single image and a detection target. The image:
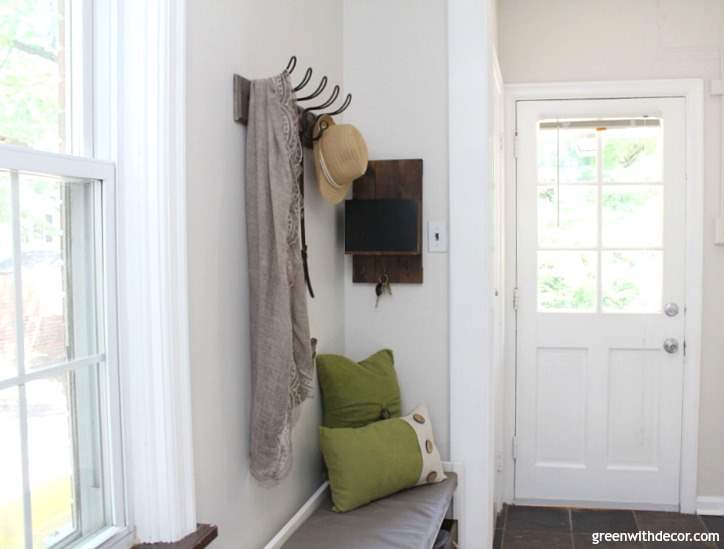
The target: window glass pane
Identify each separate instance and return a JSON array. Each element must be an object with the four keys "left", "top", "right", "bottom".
[
  {"left": 19, "top": 174, "right": 100, "bottom": 370},
  {"left": 602, "top": 125, "right": 661, "bottom": 182},
  {"left": 0, "top": 386, "right": 24, "bottom": 549},
  {"left": 602, "top": 251, "right": 663, "bottom": 313},
  {"left": 0, "top": 0, "right": 69, "bottom": 153},
  {"left": 538, "top": 251, "right": 597, "bottom": 312},
  {"left": 602, "top": 186, "right": 663, "bottom": 249},
  {"left": 0, "top": 171, "right": 18, "bottom": 380},
  {"left": 27, "top": 373, "right": 77, "bottom": 547},
  {"left": 538, "top": 185, "right": 598, "bottom": 248},
  {"left": 538, "top": 126, "right": 597, "bottom": 184},
  {"left": 20, "top": 175, "right": 68, "bottom": 369}
]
